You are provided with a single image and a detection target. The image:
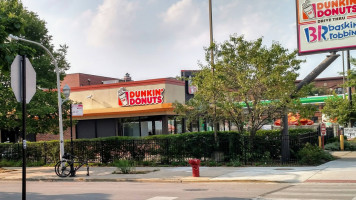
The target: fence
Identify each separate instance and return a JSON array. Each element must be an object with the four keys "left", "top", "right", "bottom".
[{"left": 0, "top": 131, "right": 318, "bottom": 165}]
